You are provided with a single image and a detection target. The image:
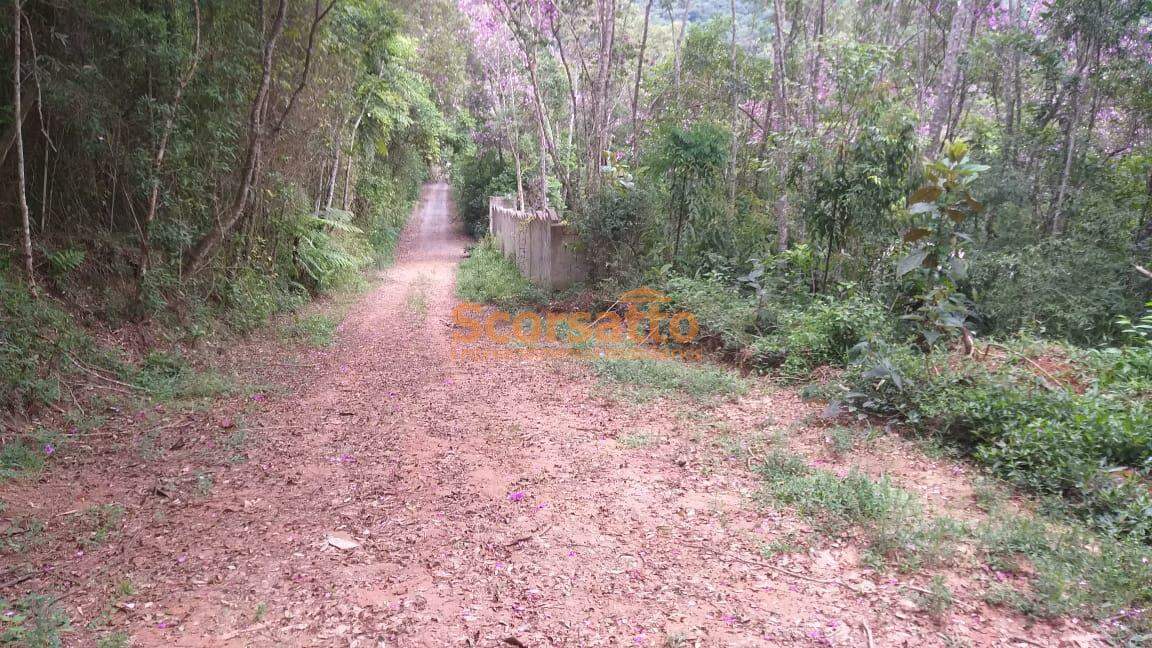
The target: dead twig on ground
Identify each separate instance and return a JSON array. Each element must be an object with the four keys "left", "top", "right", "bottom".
[
  {"left": 675, "top": 539, "right": 840, "bottom": 585},
  {"left": 982, "top": 343, "right": 1064, "bottom": 391},
  {"left": 65, "top": 353, "right": 154, "bottom": 393}
]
